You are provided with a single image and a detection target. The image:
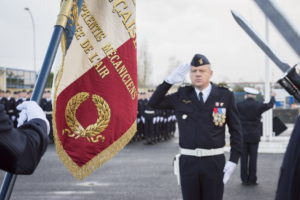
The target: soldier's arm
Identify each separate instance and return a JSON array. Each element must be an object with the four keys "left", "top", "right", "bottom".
[
  {"left": 0, "top": 105, "right": 48, "bottom": 174},
  {"left": 148, "top": 81, "right": 177, "bottom": 109},
  {"left": 226, "top": 92, "right": 242, "bottom": 164},
  {"left": 259, "top": 96, "right": 275, "bottom": 113}
]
